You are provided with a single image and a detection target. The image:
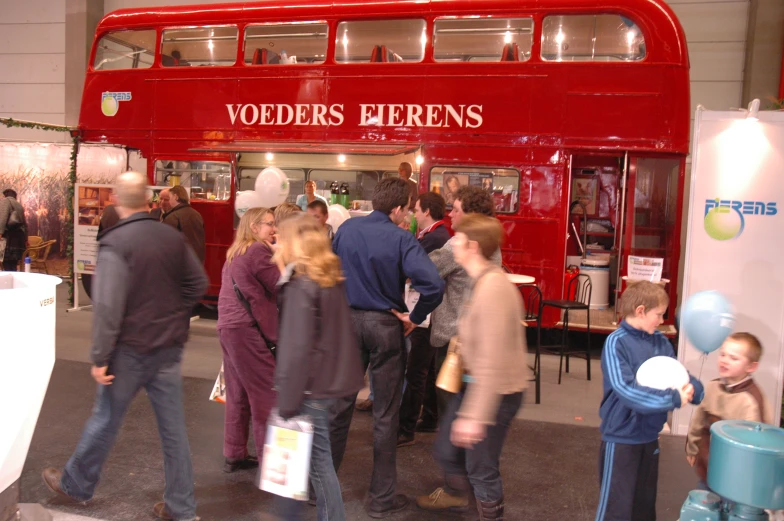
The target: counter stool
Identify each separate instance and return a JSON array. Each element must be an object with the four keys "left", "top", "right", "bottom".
[
  {"left": 519, "top": 284, "right": 542, "bottom": 404},
  {"left": 541, "top": 274, "right": 592, "bottom": 384}
]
